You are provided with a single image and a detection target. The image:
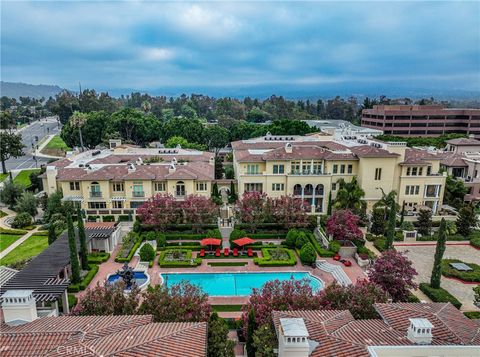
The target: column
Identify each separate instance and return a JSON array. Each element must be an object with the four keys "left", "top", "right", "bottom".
[
  {"left": 312, "top": 187, "right": 316, "bottom": 210},
  {"left": 61, "top": 290, "right": 70, "bottom": 315},
  {"left": 301, "top": 186, "right": 304, "bottom": 201}
]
